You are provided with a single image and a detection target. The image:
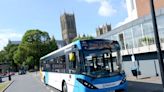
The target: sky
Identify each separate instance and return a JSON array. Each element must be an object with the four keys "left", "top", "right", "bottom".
[{"left": 0, "top": 0, "right": 128, "bottom": 50}]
